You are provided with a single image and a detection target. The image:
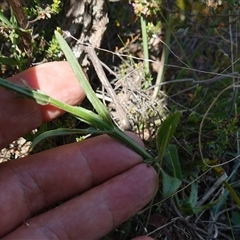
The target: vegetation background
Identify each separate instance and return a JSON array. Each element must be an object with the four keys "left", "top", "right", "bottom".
[{"left": 1, "top": 0, "right": 240, "bottom": 239}]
